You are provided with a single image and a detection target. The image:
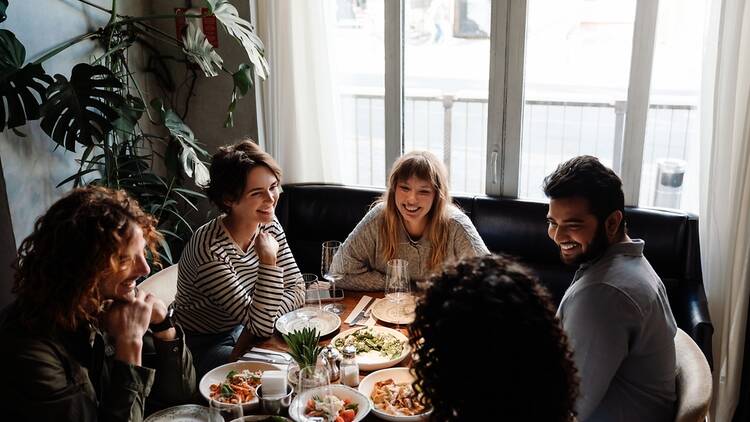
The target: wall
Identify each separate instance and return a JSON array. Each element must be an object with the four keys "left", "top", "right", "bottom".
[{"left": 0, "top": 0, "right": 150, "bottom": 307}]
